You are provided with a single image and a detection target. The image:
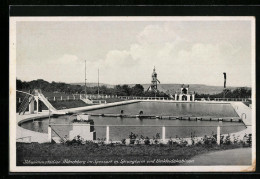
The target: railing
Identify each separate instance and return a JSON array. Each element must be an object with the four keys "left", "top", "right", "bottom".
[
  {"left": 195, "top": 98, "right": 250, "bottom": 102},
  {"left": 16, "top": 93, "right": 251, "bottom": 103},
  {"left": 118, "top": 96, "right": 170, "bottom": 100}
]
